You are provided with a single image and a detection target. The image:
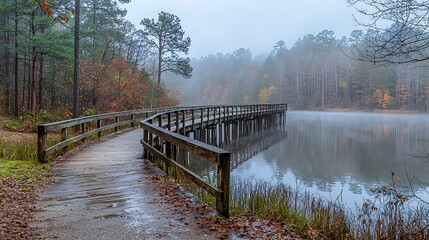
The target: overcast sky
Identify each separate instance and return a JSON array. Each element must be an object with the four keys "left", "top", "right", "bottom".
[{"left": 122, "top": 0, "right": 361, "bottom": 58}]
